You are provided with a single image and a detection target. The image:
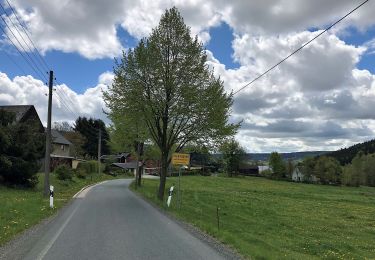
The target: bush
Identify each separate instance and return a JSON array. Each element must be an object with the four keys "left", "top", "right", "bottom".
[
  {"left": 55, "top": 164, "right": 73, "bottom": 181},
  {"left": 75, "top": 168, "right": 87, "bottom": 179},
  {"left": 0, "top": 157, "right": 41, "bottom": 188},
  {"left": 200, "top": 168, "right": 211, "bottom": 176},
  {"left": 261, "top": 169, "right": 273, "bottom": 179},
  {"left": 76, "top": 160, "right": 104, "bottom": 175}
]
